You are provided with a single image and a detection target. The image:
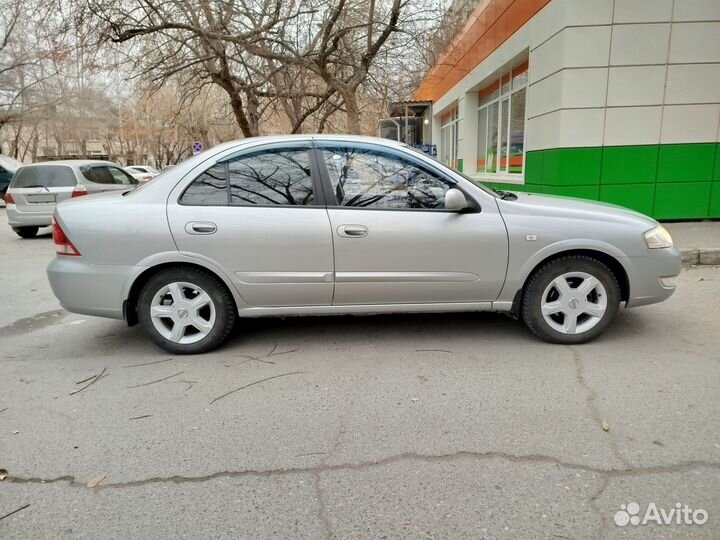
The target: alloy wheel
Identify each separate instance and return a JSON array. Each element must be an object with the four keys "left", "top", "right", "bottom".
[
  {"left": 540, "top": 271, "right": 608, "bottom": 335},
  {"left": 149, "top": 281, "right": 216, "bottom": 344}
]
